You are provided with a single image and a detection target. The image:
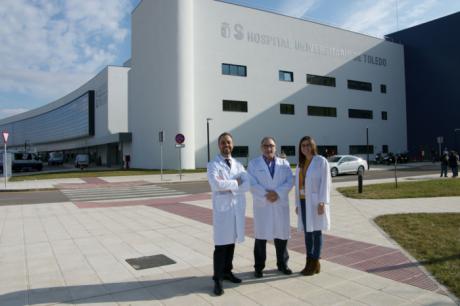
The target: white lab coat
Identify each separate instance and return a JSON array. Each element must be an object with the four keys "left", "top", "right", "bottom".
[
  {"left": 247, "top": 156, "right": 294, "bottom": 240},
  {"left": 294, "top": 155, "right": 331, "bottom": 232},
  {"left": 207, "top": 155, "right": 250, "bottom": 245}
]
